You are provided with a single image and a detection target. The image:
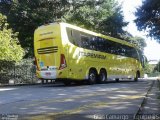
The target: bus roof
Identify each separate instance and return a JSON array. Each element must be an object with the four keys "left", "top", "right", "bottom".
[
  {"left": 36, "top": 22, "right": 138, "bottom": 49},
  {"left": 60, "top": 22, "right": 137, "bottom": 48}
]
